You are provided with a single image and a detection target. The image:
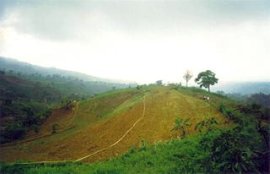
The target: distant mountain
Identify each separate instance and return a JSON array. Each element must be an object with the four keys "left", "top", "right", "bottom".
[
  {"left": 0, "top": 57, "right": 135, "bottom": 84},
  {"left": 0, "top": 57, "right": 137, "bottom": 97},
  {"left": 213, "top": 82, "right": 270, "bottom": 95},
  {"left": 0, "top": 57, "right": 95, "bottom": 80}
]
